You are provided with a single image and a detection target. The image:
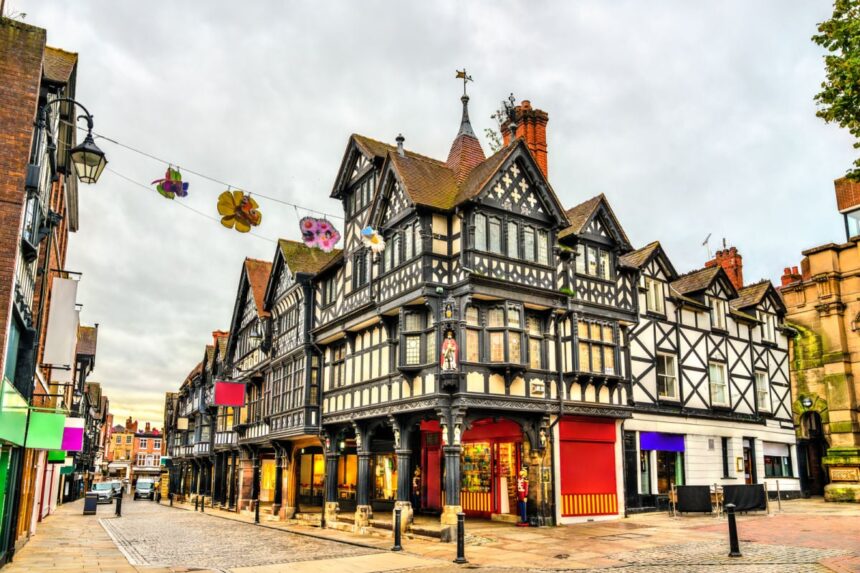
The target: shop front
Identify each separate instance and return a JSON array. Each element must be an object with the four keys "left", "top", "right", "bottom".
[
  {"left": 336, "top": 448, "right": 357, "bottom": 512},
  {"left": 296, "top": 447, "right": 324, "bottom": 510},
  {"left": 639, "top": 431, "right": 685, "bottom": 504},
  {"left": 459, "top": 419, "right": 522, "bottom": 518},
  {"left": 557, "top": 416, "right": 620, "bottom": 520}
]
